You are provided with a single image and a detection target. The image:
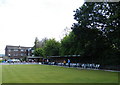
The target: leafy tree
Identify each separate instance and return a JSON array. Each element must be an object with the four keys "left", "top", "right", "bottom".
[
  {"left": 34, "top": 37, "right": 48, "bottom": 50},
  {"left": 71, "top": 2, "right": 120, "bottom": 65},
  {"left": 105, "top": 2, "right": 120, "bottom": 65},
  {"left": 44, "top": 38, "right": 60, "bottom": 56},
  {"left": 34, "top": 48, "right": 45, "bottom": 57},
  {"left": 60, "top": 32, "right": 80, "bottom": 56}
]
